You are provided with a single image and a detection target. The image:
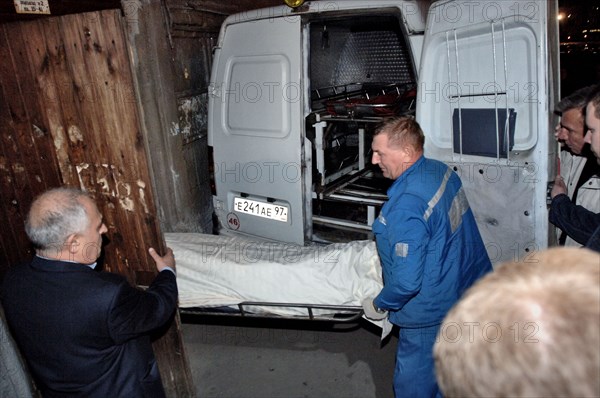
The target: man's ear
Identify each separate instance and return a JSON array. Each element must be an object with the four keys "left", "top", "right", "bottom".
[
  {"left": 402, "top": 144, "right": 415, "bottom": 158},
  {"left": 65, "top": 233, "right": 79, "bottom": 254}
]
